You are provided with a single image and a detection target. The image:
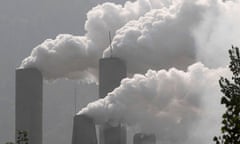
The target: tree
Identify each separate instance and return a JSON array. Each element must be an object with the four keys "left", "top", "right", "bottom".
[{"left": 214, "top": 46, "right": 240, "bottom": 144}]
